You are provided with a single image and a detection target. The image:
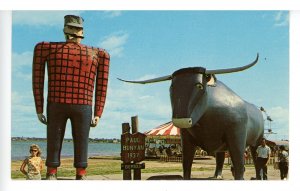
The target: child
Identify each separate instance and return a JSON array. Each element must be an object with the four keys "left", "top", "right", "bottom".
[{"left": 20, "top": 144, "right": 43, "bottom": 180}]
